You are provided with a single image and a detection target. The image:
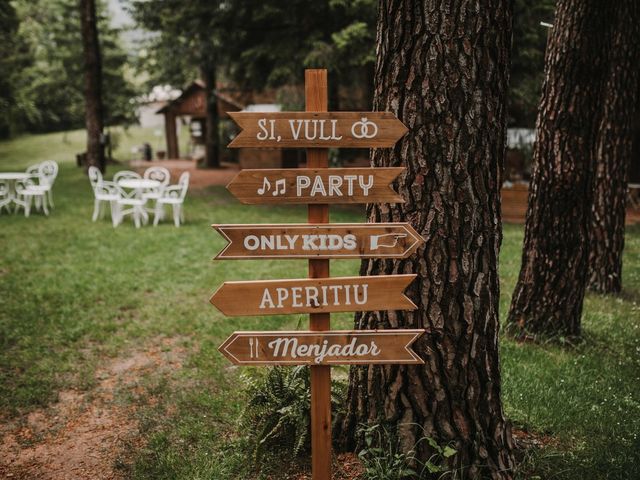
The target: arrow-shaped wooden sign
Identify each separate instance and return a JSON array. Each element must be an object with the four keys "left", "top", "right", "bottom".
[
  {"left": 212, "top": 223, "right": 424, "bottom": 259},
  {"left": 210, "top": 274, "right": 417, "bottom": 316},
  {"left": 228, "top": 112, "right": 408, "bottom": 148},
  {"left": 219, "top": 329, "right": 424, "bottom": 366},
  {"left": 227, "top": 167, "right": 404, "bottom": 204}
]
